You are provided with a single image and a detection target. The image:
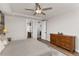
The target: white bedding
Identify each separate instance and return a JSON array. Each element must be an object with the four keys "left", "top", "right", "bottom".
[
  {"left": 0, "top": 39, "right": 52, "bottom": 56},
  {"left": 0, "top": 40, "right": 5, "bottom": 53}
]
